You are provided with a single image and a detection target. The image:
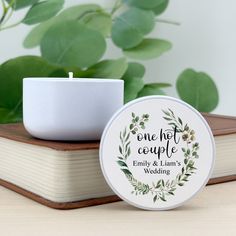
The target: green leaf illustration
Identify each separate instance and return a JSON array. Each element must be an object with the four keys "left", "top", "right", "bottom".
[
  {"left": 119, "top": 145, "right": 123, "bottom": 154},
  {"left": 117, "top": 161, "right": 128, "bottom": 167},
  {"left": 121, "top": 168, "right": 132, "bottom": 176},
  {"left": 117, "top": 111, "right": 200, "bottom": 203},
  {"left": 153, "top": 195, "right": 158, "bottom": 202},
  {"left": 160, "top": 196, "right": 166, "bottom": 202}
]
